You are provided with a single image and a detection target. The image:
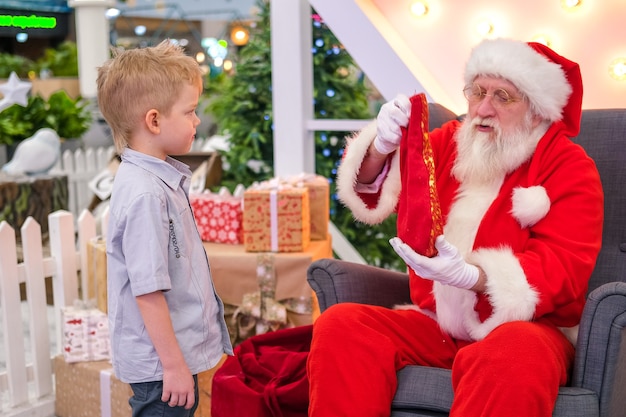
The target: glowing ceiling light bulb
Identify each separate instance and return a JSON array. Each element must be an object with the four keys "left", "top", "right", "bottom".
[
  {"left": 609, "top": 58, "right": 626, "bottom": 81},
  {"left": 561, "top": 0, "right": 583, "bottom": 10},
  {"left": 476, "top": 19, "right": 494, "bottom": 37},
  {"left": 410, "top": 1, "right": 429, "bottom": 17}
]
